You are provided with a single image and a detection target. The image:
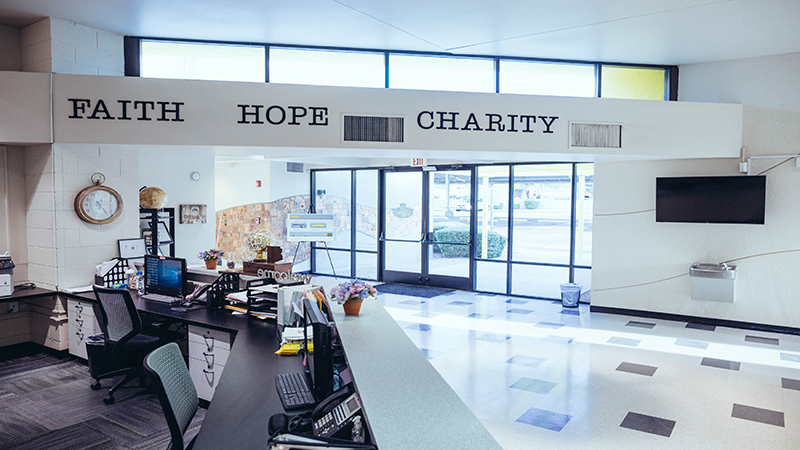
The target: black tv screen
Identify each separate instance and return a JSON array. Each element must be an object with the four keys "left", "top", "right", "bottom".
[{"left": 656, "top": 176, "right": 766, "bottom": 224}]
